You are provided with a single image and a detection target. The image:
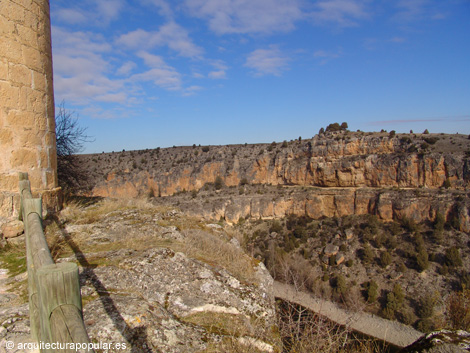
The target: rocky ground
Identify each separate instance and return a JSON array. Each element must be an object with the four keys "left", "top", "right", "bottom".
[{"left": 0, "top": 199, "right": 279, "bottom": 353}]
